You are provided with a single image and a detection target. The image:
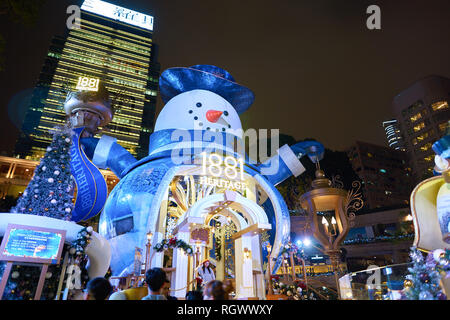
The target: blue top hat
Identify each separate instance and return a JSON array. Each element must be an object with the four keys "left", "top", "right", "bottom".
[{"left": 159, "top": 64, "right": 255, "bottom": 114}]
